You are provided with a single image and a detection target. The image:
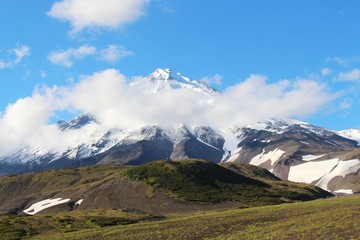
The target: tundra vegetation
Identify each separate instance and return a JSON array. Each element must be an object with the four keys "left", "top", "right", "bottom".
[{"left": 0, "top": 159, "right": 357, "bottom": 240}]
